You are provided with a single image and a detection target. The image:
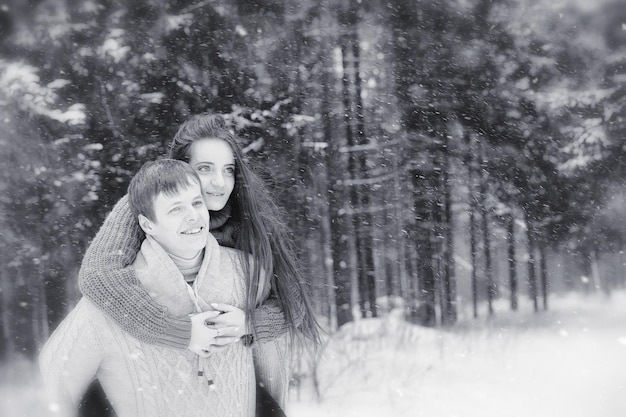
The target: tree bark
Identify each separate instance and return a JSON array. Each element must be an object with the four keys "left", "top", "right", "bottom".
[
  {"left": 411, "top": 169, "right": 437, "bottom": 327},
  {"left": 539, "top": 245, "right": 549, "bottom": 311},
  {"left": 391, "top": 142, "right": 409, "bottom": 302},
  {"left": 526, "top": 218, "right": 538, "bottom": 312},
  {"left": 339, "top": 0, "right": 377, "bottom": 319},
  {"left": 322, "top": 33, "right": 355, "bottom": 327},
  {"left": 441, "top": 133, "right": 457, "bottom": 325},
  {"left": 0, "top": 264, "right": 9, "bottom": 360},
  {"left": 465, "top": 132, "right": 479, "bottom": 318},
  {"left": 478, "top": 143, "right": 495, "bottom": 315},
  {"left": 508, "top": 214, "right": 518, "bottom": 311}
]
